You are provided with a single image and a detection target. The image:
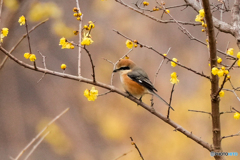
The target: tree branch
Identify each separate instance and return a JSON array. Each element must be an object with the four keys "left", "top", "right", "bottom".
[
  {"left": 113, "top": 29, "right": 211, "bottom": 80},
  {"left": 202, "top": 0, "right": 223, "bottom": 159},
  {"left": 0, "top": 46, "right": 212, "bottom": 152},
  {"left": 115, "top": 0, "right": 201, "bottom": 26}
]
